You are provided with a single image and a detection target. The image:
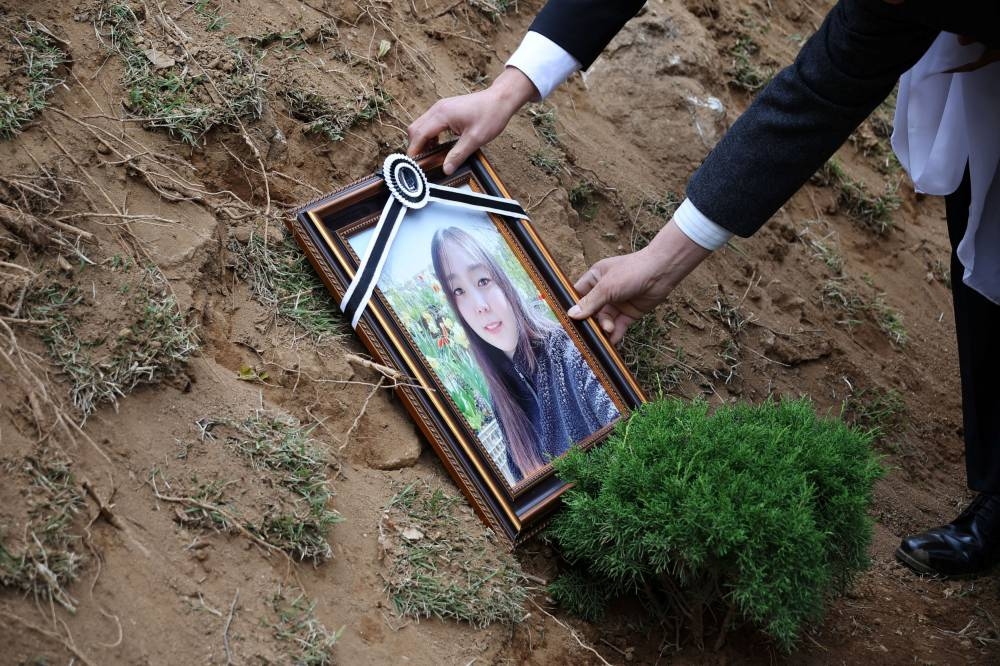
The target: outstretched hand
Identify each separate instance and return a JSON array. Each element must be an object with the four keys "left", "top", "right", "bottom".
[
  {"left": 407, "top": 68, "right": 539, "bottom": 174},
  {"left": 568, "top": 221, "right": 712, "bottom": 344}
]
